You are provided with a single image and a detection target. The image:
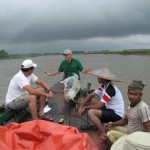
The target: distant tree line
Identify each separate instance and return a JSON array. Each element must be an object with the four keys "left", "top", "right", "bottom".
[
  {"left": 83, "top": 49, "right": 150, "bottom": 55},
  {"left": 1, "top": 49, "right": 150, "bottom": 60},
  {"left": 0, "top": 50, "right": 9, "bottom": 58},
  {"left": 0, "top": 49, "right": 42, "bottom": 60}
]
